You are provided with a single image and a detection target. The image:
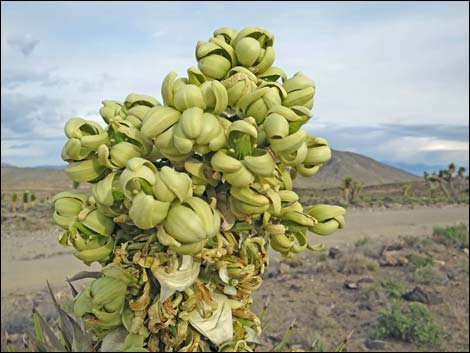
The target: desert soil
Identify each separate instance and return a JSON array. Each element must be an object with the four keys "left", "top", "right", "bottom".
[{"left": 1, "top": 204, "right": 469, "bottom": 351}]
